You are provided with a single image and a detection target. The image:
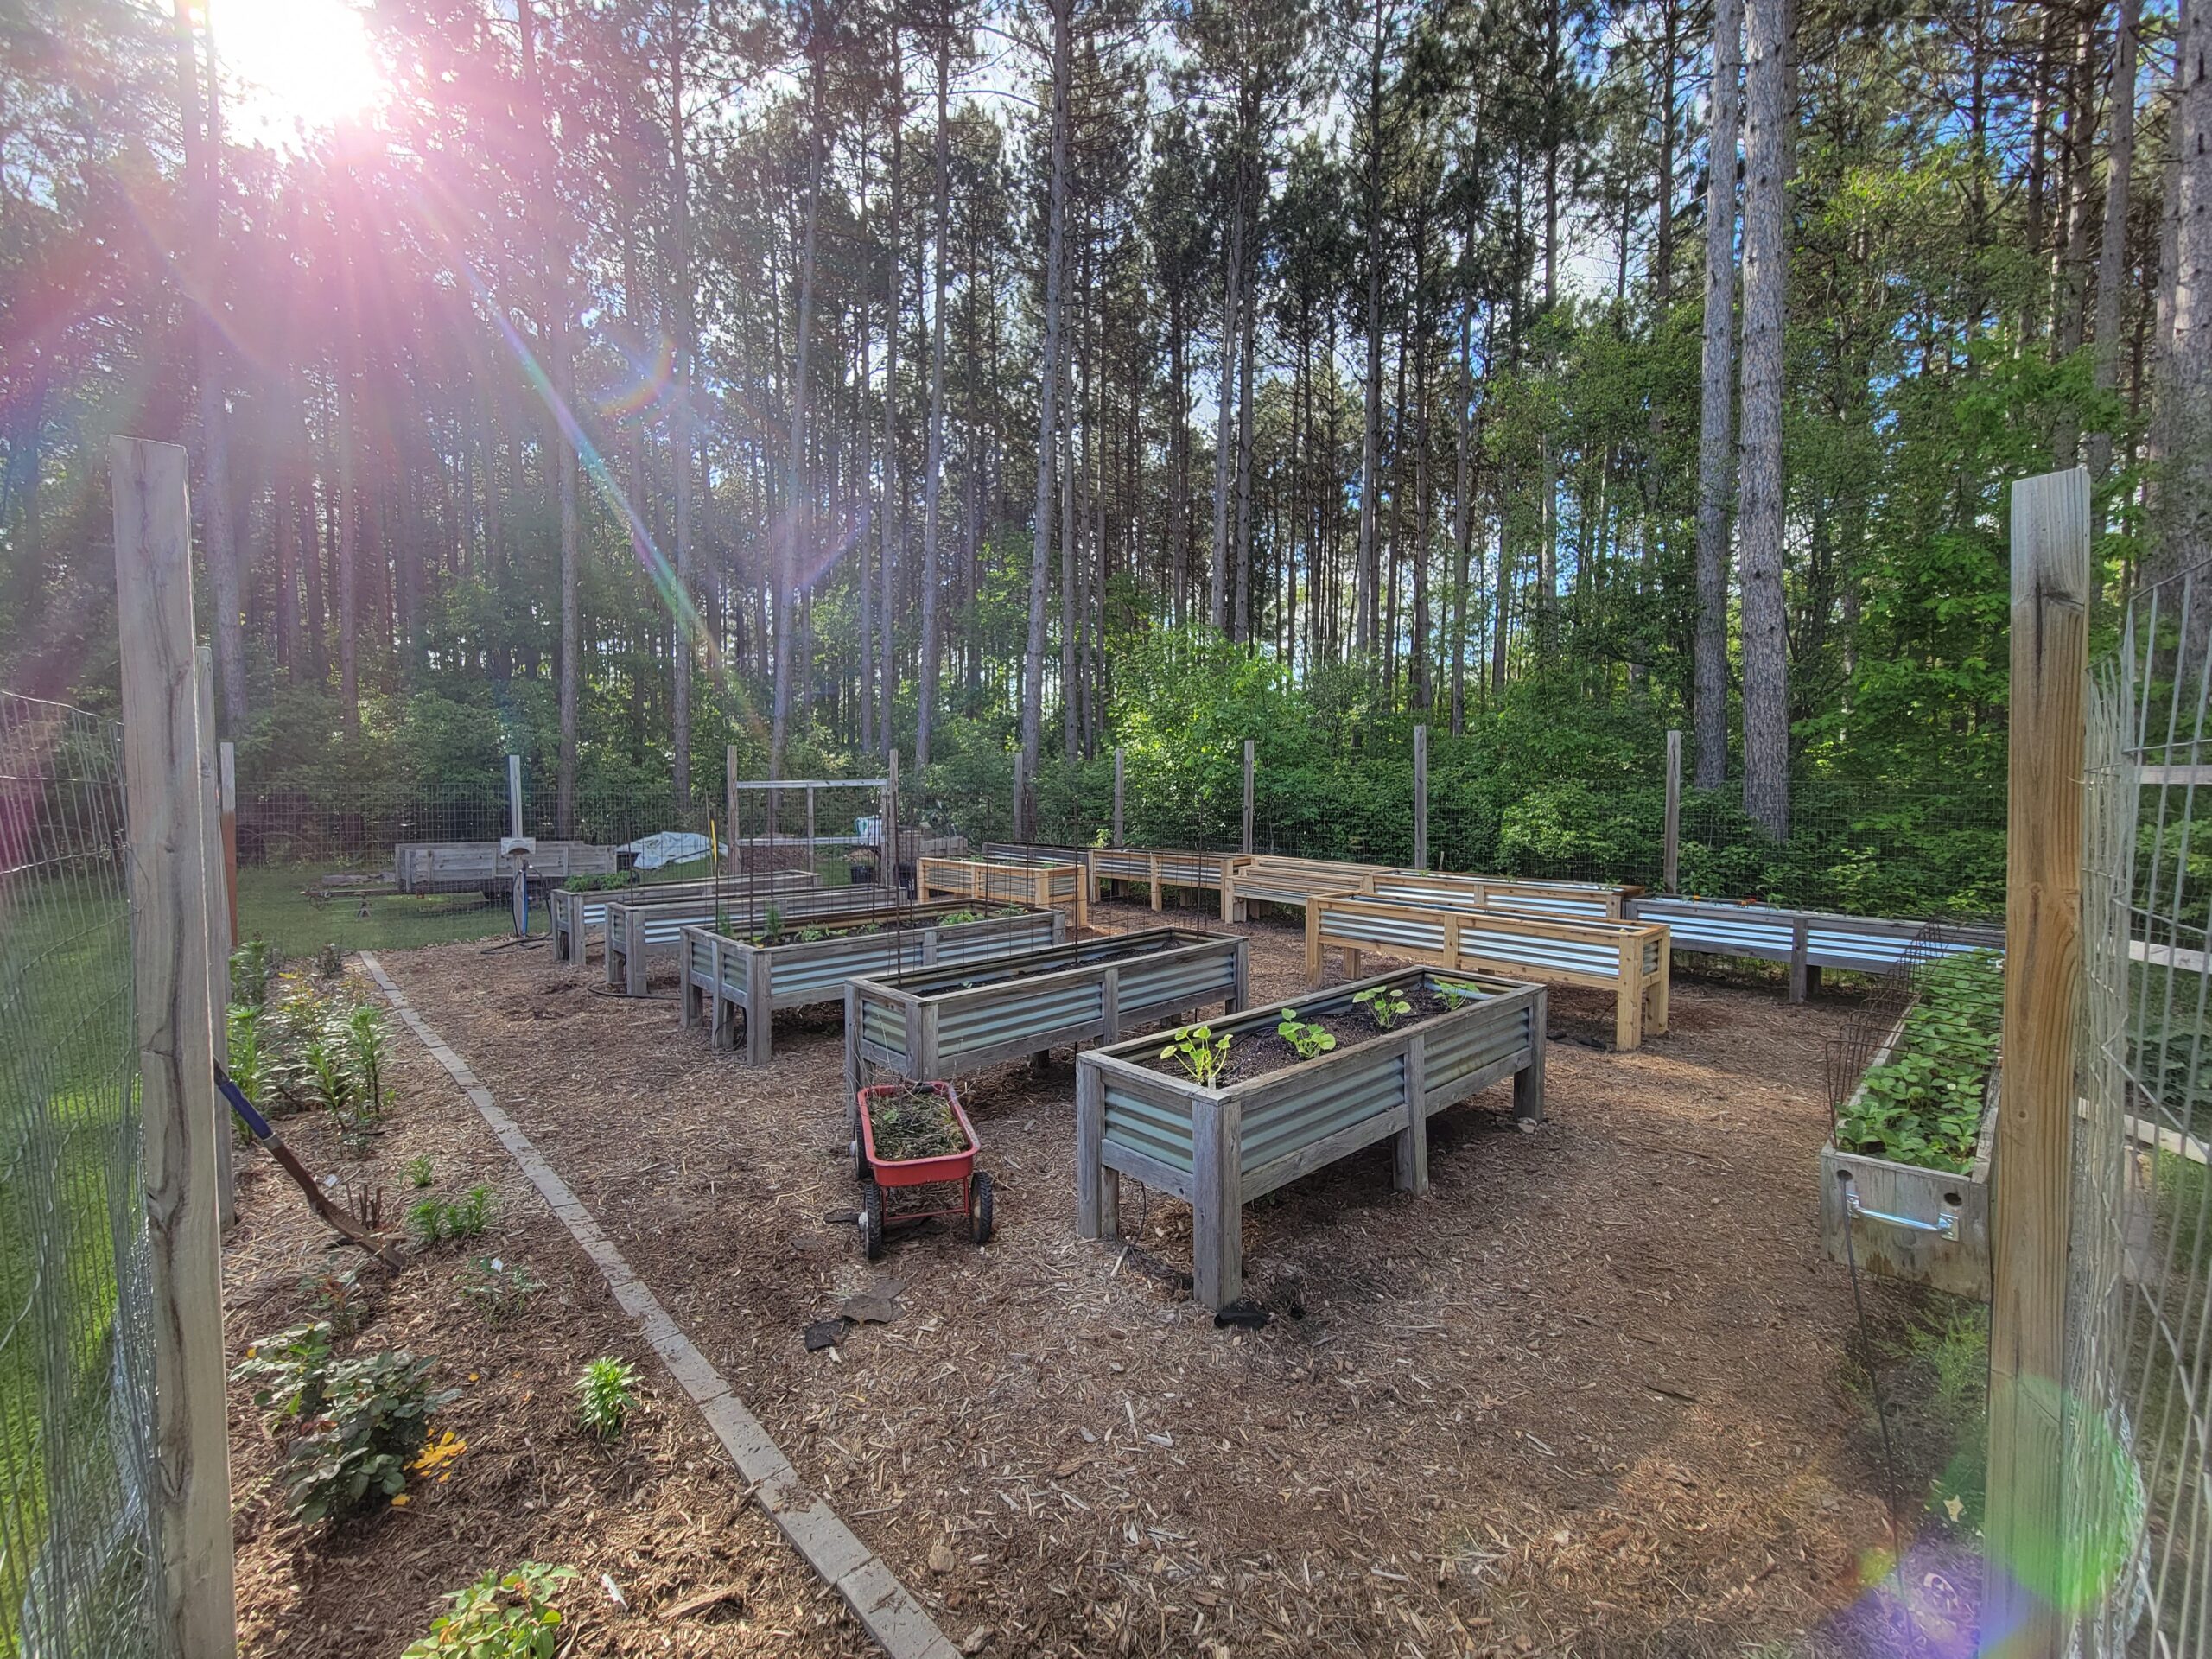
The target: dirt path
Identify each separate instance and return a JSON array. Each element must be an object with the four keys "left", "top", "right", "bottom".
[{"left": 329, "top": 901, "right": 1901, "bottom": 1657}]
